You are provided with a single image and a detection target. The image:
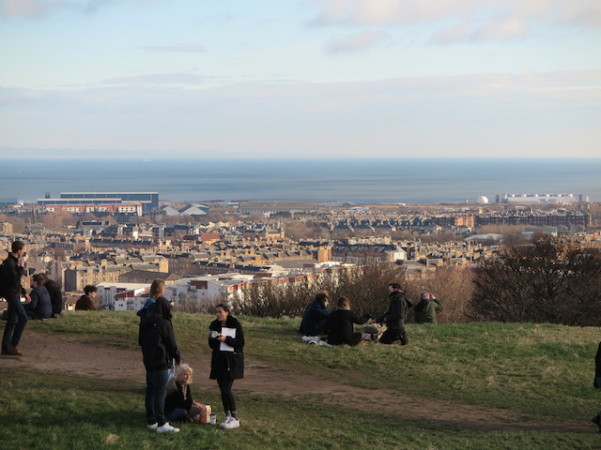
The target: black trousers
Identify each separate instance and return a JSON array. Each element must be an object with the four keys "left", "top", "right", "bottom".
[
  {"left": 216, "top": 373, "right": 237, "bottom": 414},
  {"left": 379, "top": 327, "right": 408, "bottom": 345}
]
